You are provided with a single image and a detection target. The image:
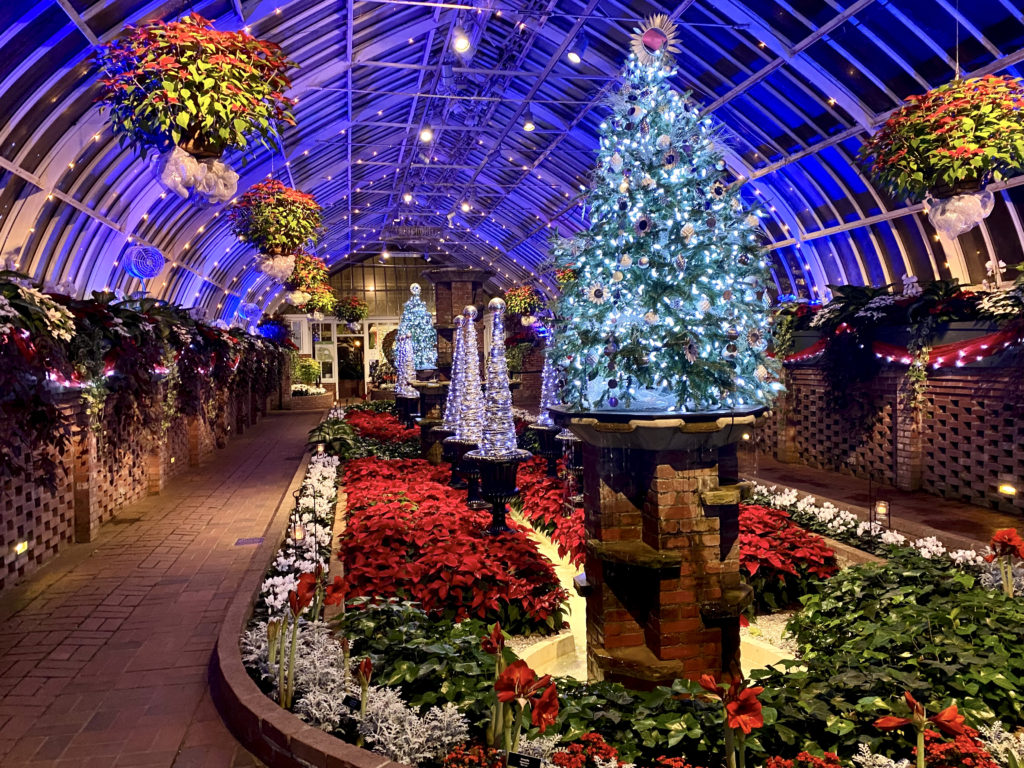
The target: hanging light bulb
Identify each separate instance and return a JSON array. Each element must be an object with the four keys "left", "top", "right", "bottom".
[
  {"left": 522, "top": 107, "right": 536, "bottom": 132},
  {"left": 419, "top": 124, "right": 434, "bottom": 142},
  {"left": 452, "top": 24, "right": 471, "bottom": 54},
  {"left": 567, "top": 32, "right": 588, "bottom": 64},
  {"left": 403, "top": 192, "right": 413, "bottom": 203},
  {"left": 461, "top": 200, "right": 472, "bottom": 213}
]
